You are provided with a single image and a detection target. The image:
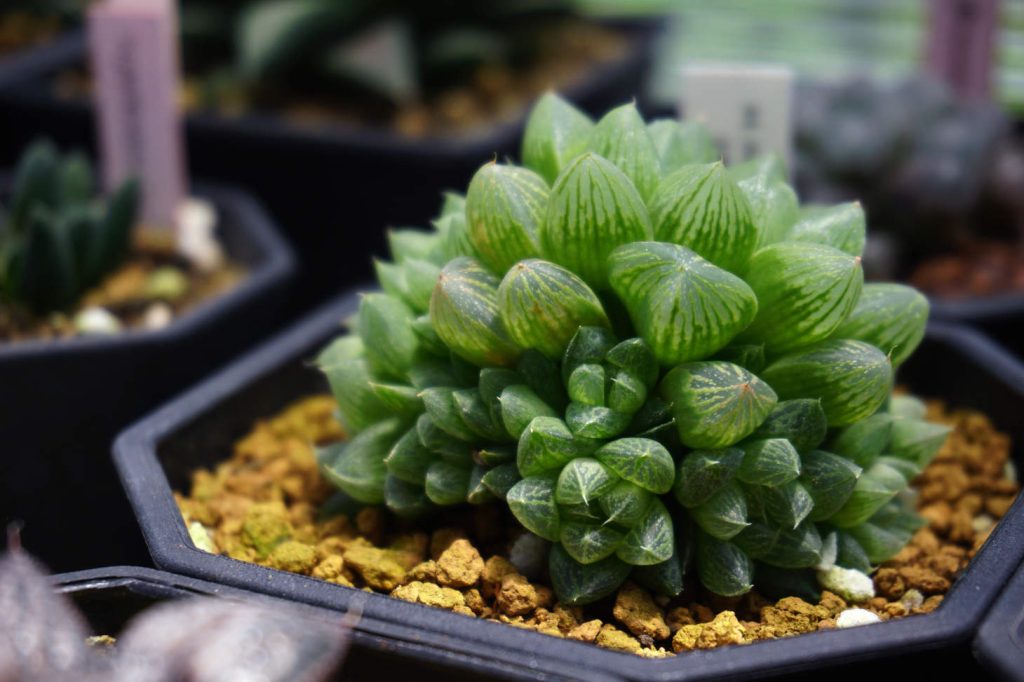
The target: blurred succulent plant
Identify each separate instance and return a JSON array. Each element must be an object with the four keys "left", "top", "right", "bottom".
[
  {"left": 180, "top": 0, "right": 576, "bottom": 108},
  {"left": 0, "top": 140, "right": 138, "bottom": 314},
  {"left": 318, "top": 93, "right": 947, "bottom": 605}
]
